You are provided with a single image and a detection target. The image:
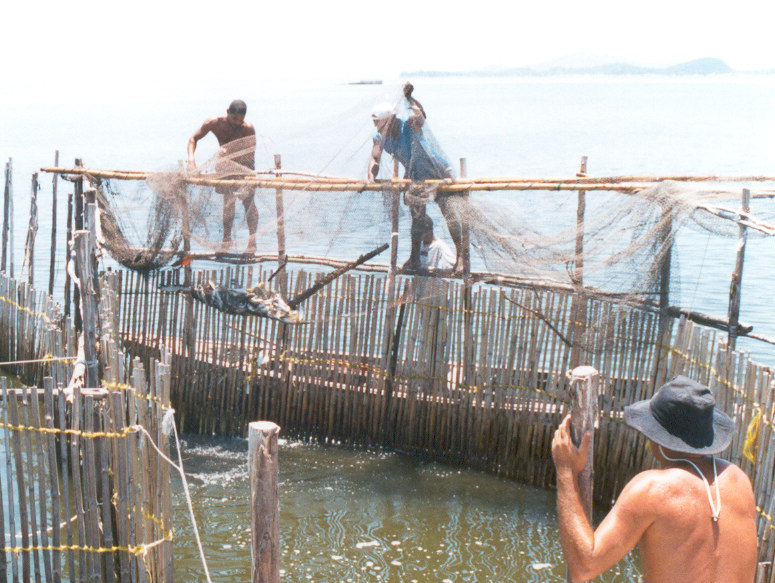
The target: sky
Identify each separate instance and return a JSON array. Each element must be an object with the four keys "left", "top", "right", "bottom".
[{"left": 4, "top": 0, "right": 775, "bottom": 104}]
